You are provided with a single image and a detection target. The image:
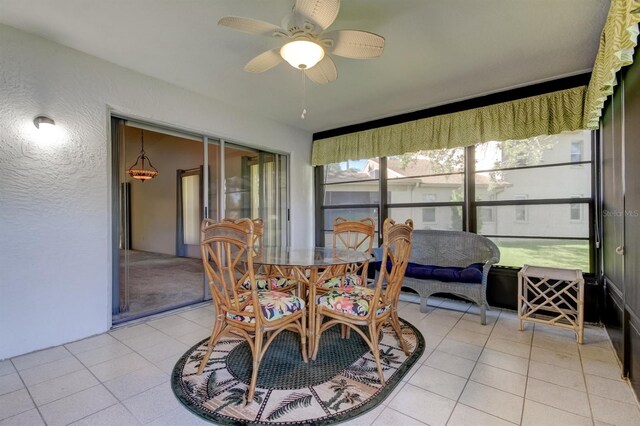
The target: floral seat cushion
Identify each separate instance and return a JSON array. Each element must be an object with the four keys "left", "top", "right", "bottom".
[
  {"left": 239, "top": 275, "right": 297, "bottom": 291},
  {"left": 227, "top": 291, "right": 304, "bottom": 324},
  {"left": 316, "top": 286, "right": 389, "bottom": 317},
  {"left": 316, "top": 273, "right": 362, "bottom": 289}
]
